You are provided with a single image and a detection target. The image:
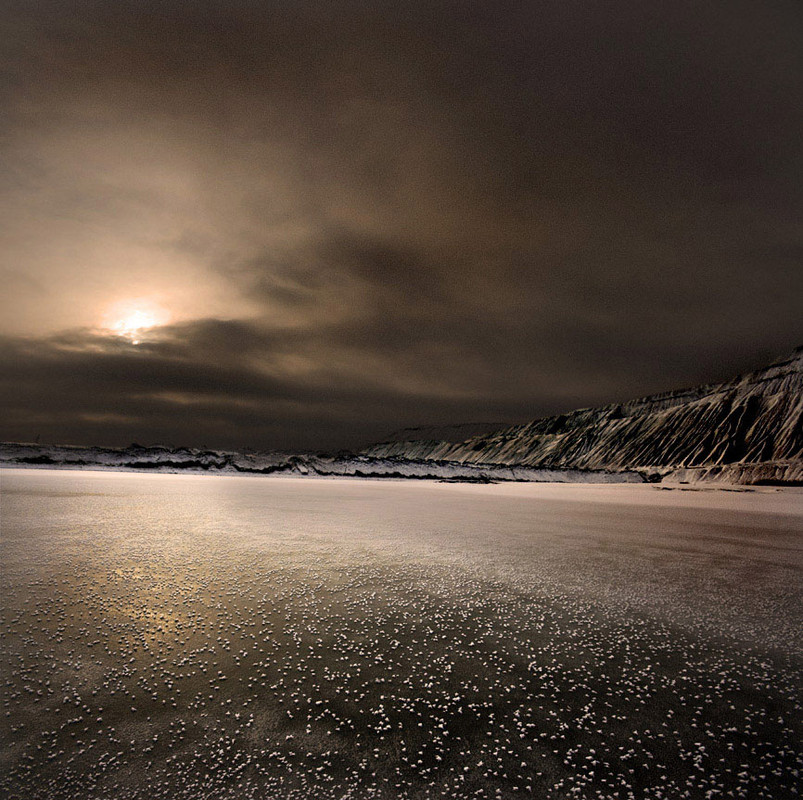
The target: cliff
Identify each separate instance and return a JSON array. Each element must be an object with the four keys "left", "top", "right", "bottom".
[{"left": 363, "top": 348, "right": 803, "bottom": 484}]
